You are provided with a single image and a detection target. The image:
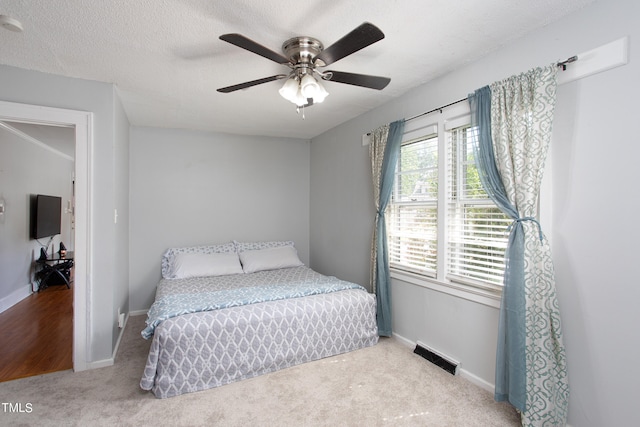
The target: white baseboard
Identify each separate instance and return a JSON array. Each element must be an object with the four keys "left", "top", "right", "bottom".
[
  {"left": 86, "top": 358, "right": 114, "bottom": 370},
  {"left": 108, "top": 312, "right": 129, "bottom": 362},
  {"left": 0, "top": 283, "right": 32, "bottom": 314},
  {"left": 129, "top": 309, "right": 148, "bottom": 316},
  {"left": 83, "top": 312, "right": 131, "bottom": 371},
  {"left": 458, "top": 368, "right": 495, "bottom": 393},
  {"left": 391, "top": 332, "right": 414, "bottom": 348}
]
